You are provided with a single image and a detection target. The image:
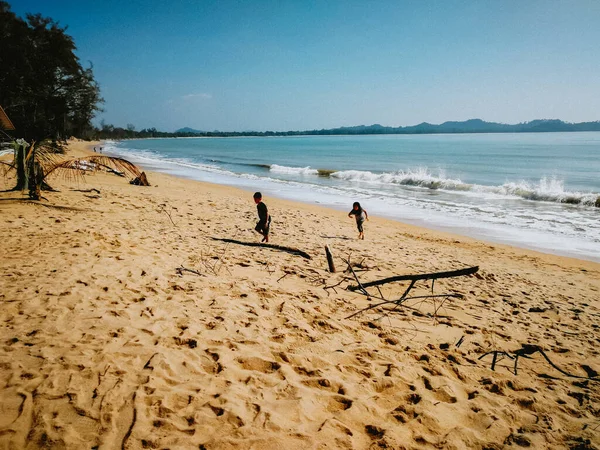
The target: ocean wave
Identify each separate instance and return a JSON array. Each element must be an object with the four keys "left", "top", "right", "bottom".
[
  {"left": 331, "top": 168, "right": 470, "bottom": 190},
  {"left": 495, "top": 177, "right": 599, "bottom": 206},
  {"left": 270, "top": 164, "right": 319, "bottom": 175},
  {"left": 329, "top": 169, "right": 599, "bottom": 207},
  {"left": 106, "top": 145, "right": 600, "bottom": 208}
]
